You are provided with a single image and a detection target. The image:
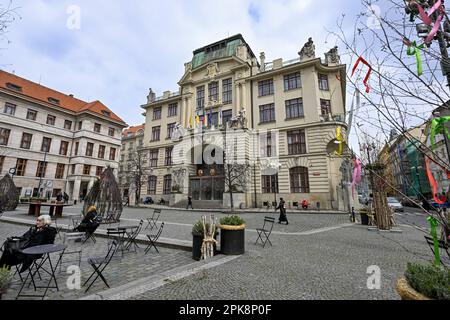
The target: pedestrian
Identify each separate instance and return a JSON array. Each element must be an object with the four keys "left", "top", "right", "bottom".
[
  {"left": 125, "top": 195, "right": 130, "bottom": 207},
  {"left": 276, "top": 197, "right": 288, "bottom": 225},
  {"left": 56, "top": 192, "right": 63, "bottom": 202},
  {"left": 186, "top": 196, "right": 193, "bottom": 209},
  {"left": 63, "top": 192, "right": 69, "bottom": 204}
]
